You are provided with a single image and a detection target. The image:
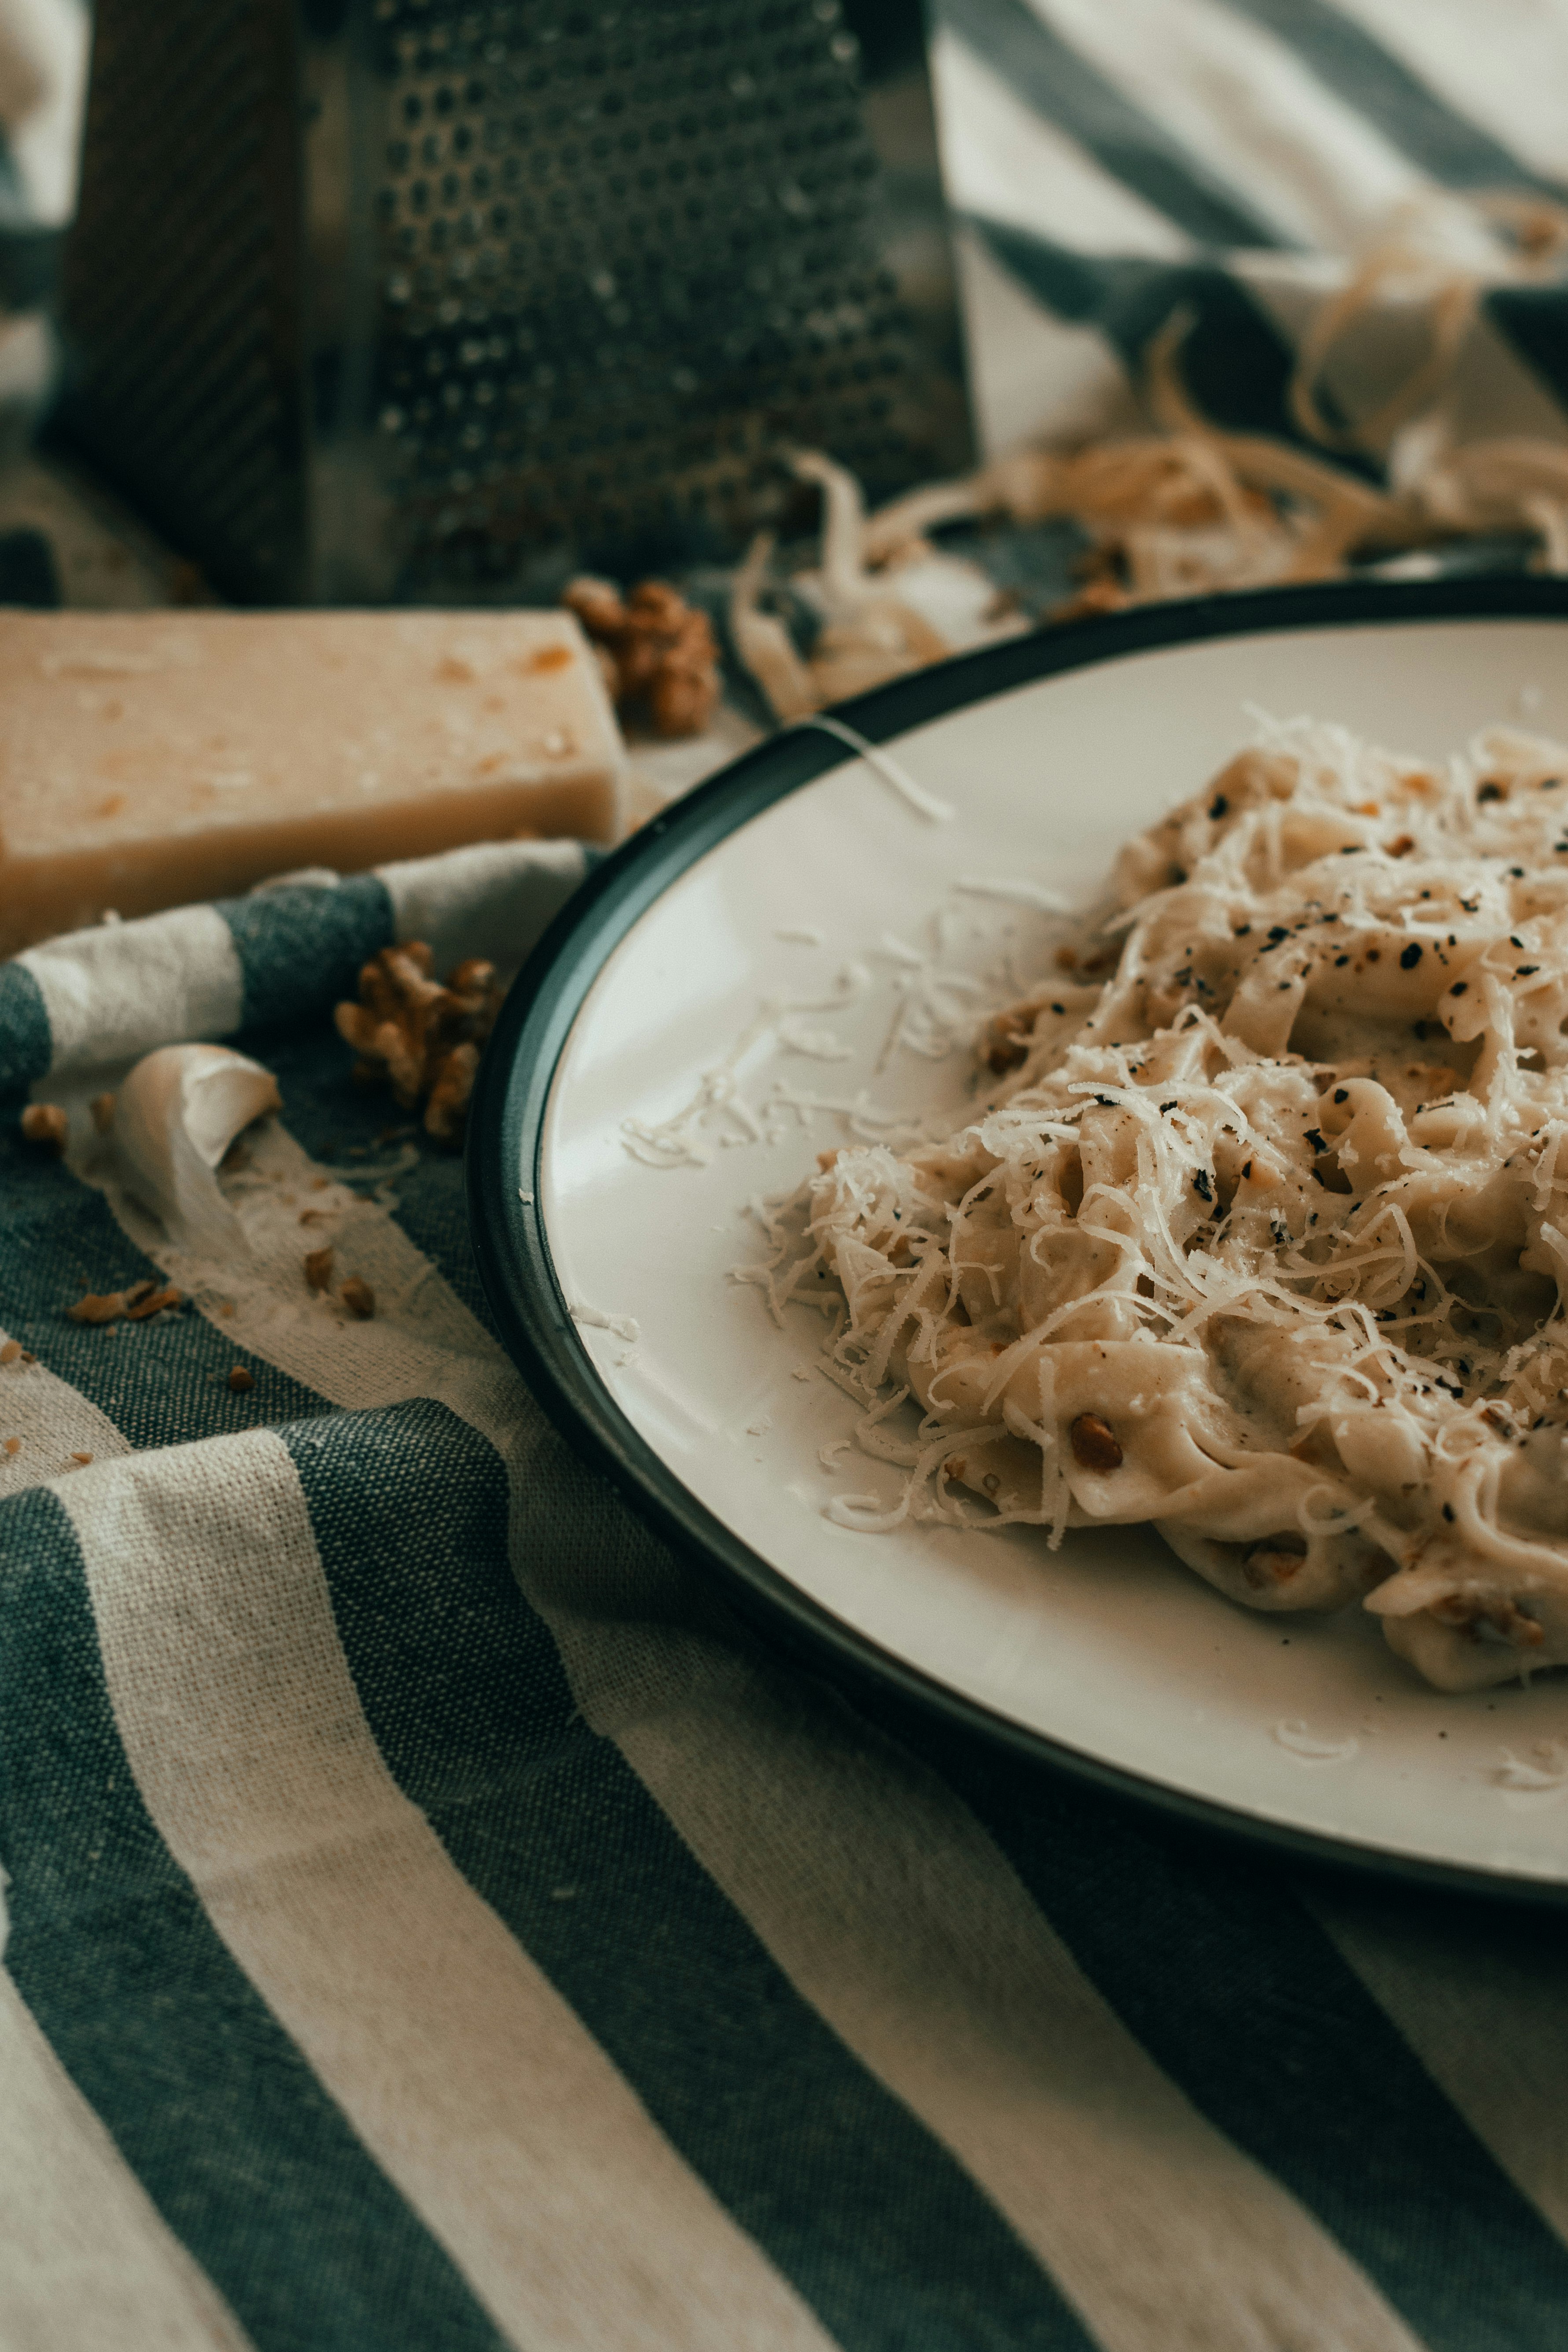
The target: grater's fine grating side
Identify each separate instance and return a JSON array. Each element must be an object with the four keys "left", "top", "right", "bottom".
[{"left": 60, "top": 0, "right": 971, "bottom": 606}]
